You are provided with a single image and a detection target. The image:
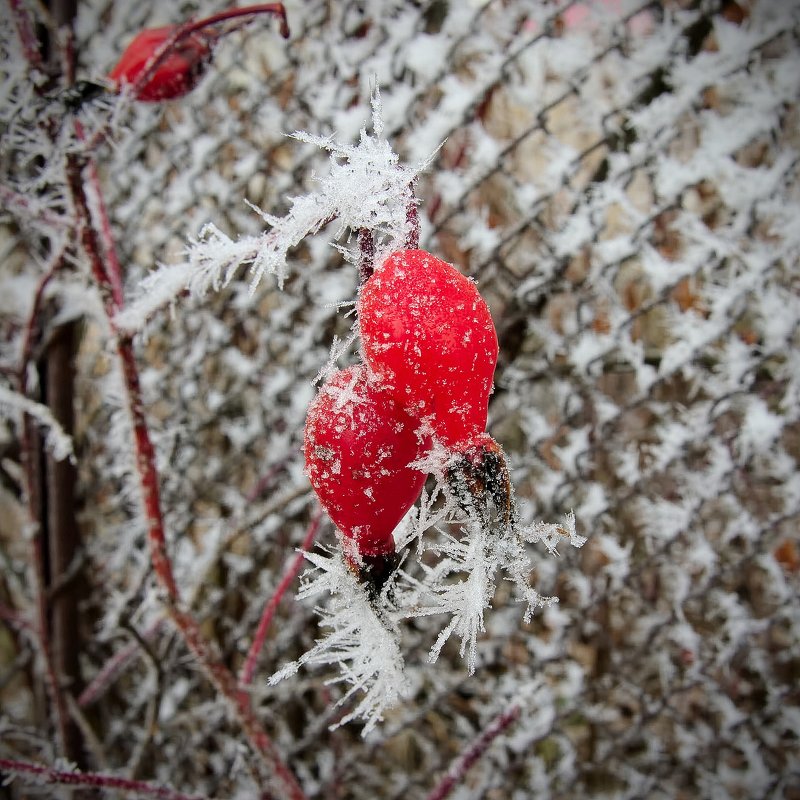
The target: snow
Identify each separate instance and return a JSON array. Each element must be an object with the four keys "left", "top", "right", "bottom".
[{"left": 0, "top": 384, "right": 74, "bottom": 462}]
